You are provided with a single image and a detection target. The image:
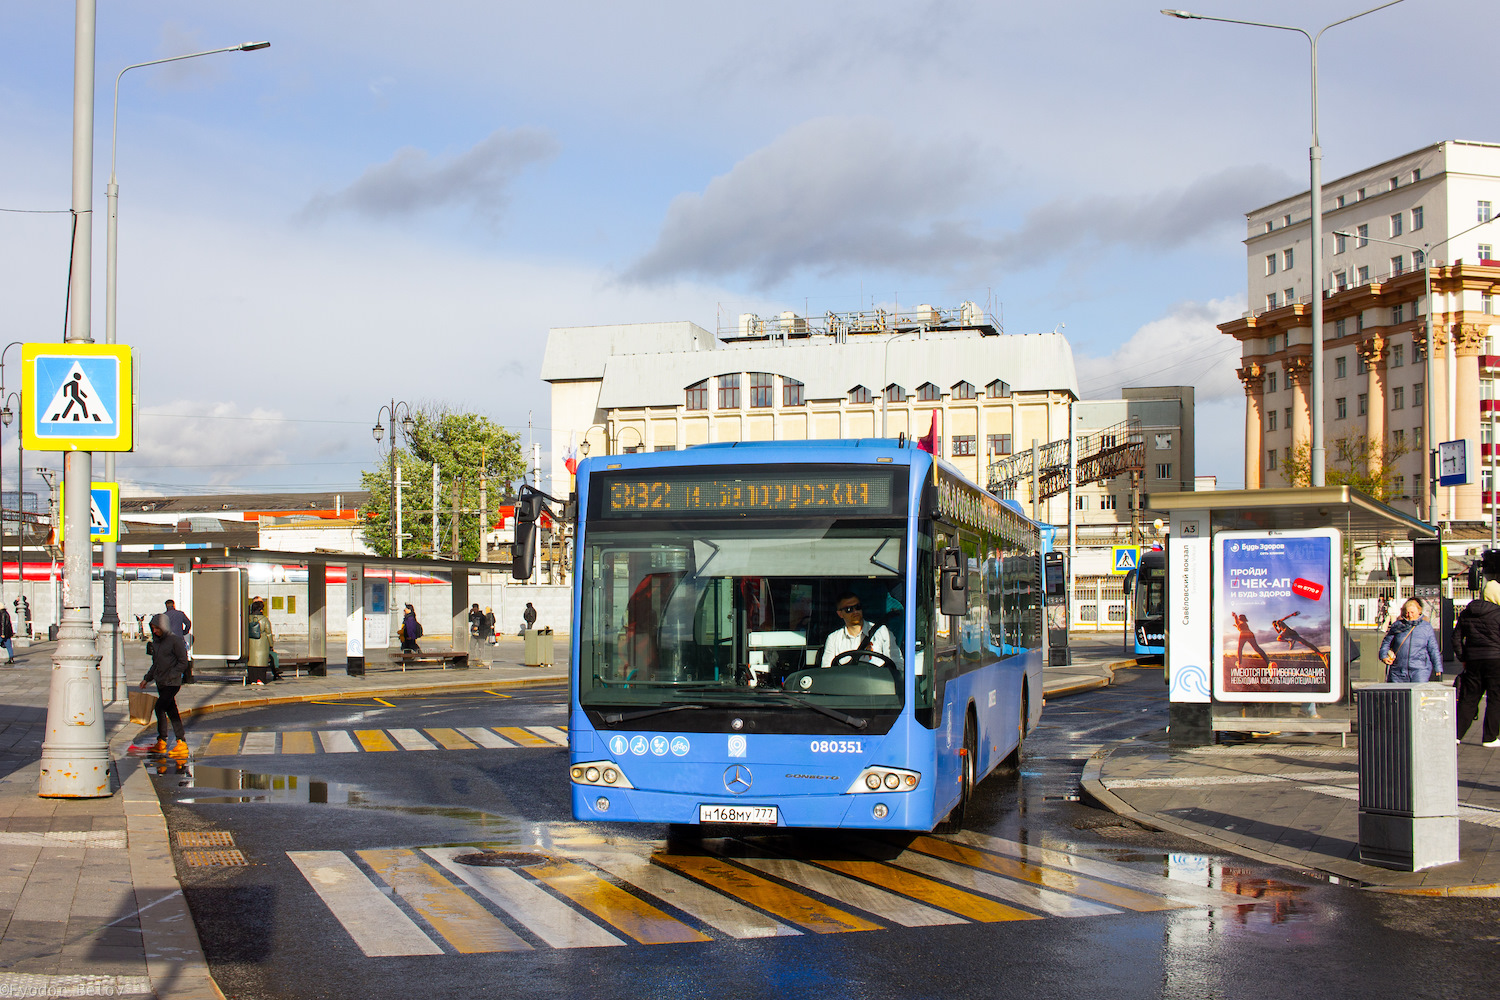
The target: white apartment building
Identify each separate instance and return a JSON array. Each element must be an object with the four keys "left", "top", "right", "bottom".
[{"left": 1222, "top": 140, "right": 1500, "bottom": 522}]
